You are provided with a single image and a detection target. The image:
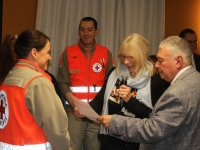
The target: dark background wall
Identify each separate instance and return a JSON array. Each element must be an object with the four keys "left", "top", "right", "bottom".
[{"left": 2, "top": 0, "right": 200, "bottom": 54}]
